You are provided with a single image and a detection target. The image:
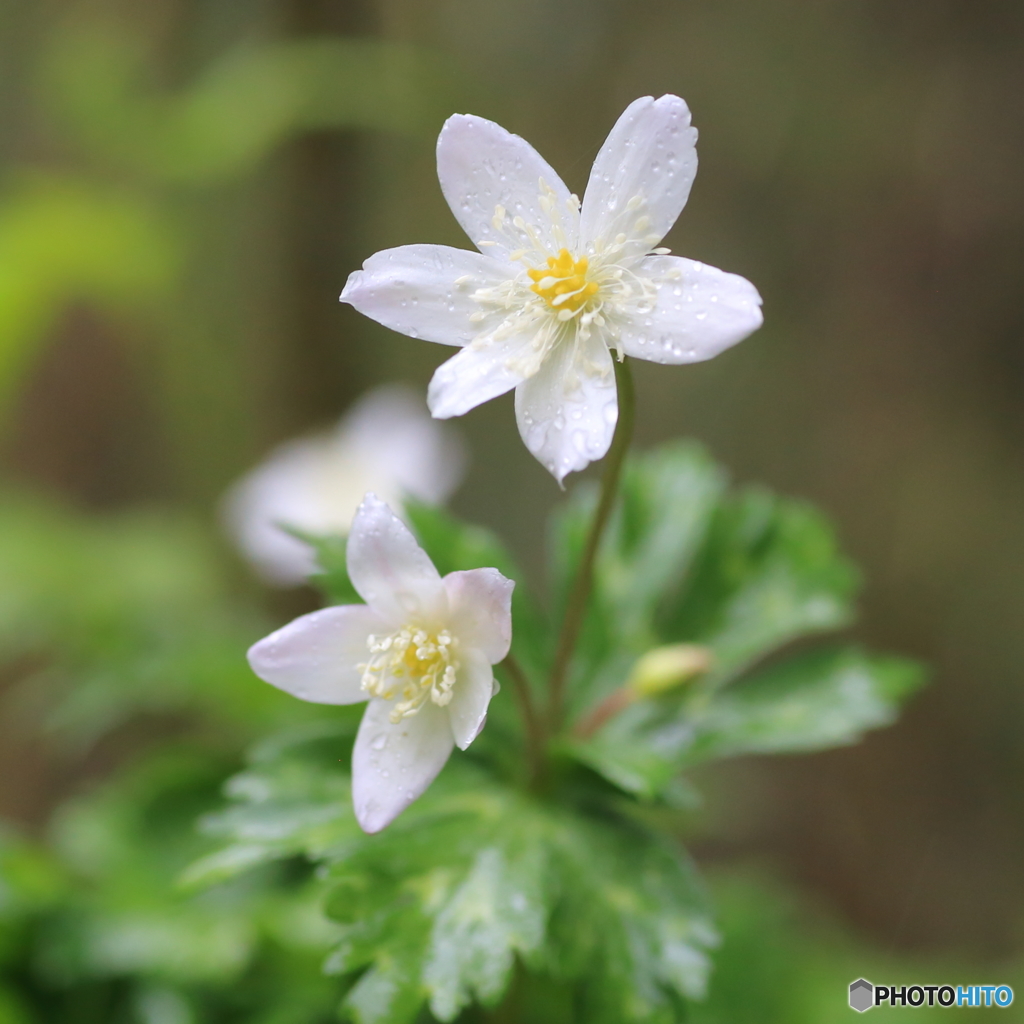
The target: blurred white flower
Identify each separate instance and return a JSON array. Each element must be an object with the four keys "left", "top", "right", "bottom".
[
  {"left": 247, "top": 493, "right": 513, "bottom": 833},
  {"left": 223, "top": 385, "right": 465, "bottom": 585},
  {"left": 341, "top": 95, "right": 763, "bottom": 482}
]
